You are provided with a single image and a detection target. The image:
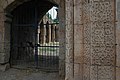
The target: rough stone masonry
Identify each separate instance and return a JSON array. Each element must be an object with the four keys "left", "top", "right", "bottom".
[{"left": 0, "top": 0, "right": 120, "bottom": 80}]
